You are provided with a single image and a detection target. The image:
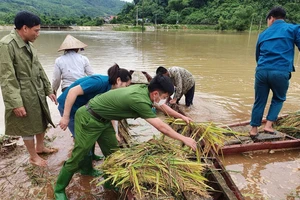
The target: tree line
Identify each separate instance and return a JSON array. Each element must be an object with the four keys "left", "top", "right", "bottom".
[
  {"left": 114, "top": 0, "right": 300, "bottom": 31},
  {"left": 0, "top": 0, "right": 299, "bottom": 31},
  {"left": 0, "top": 13, "right": 104, "bottom": 26}
]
